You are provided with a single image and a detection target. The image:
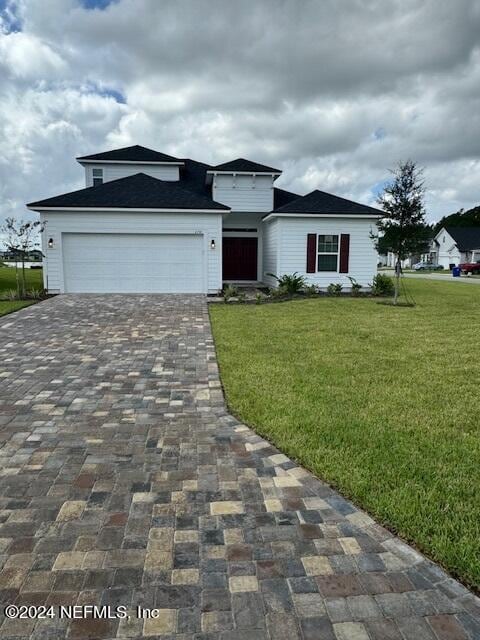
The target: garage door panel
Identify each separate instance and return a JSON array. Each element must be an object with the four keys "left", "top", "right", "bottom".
[{"left": 62, "top": 233, "right": 204, "bottom": 293}]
